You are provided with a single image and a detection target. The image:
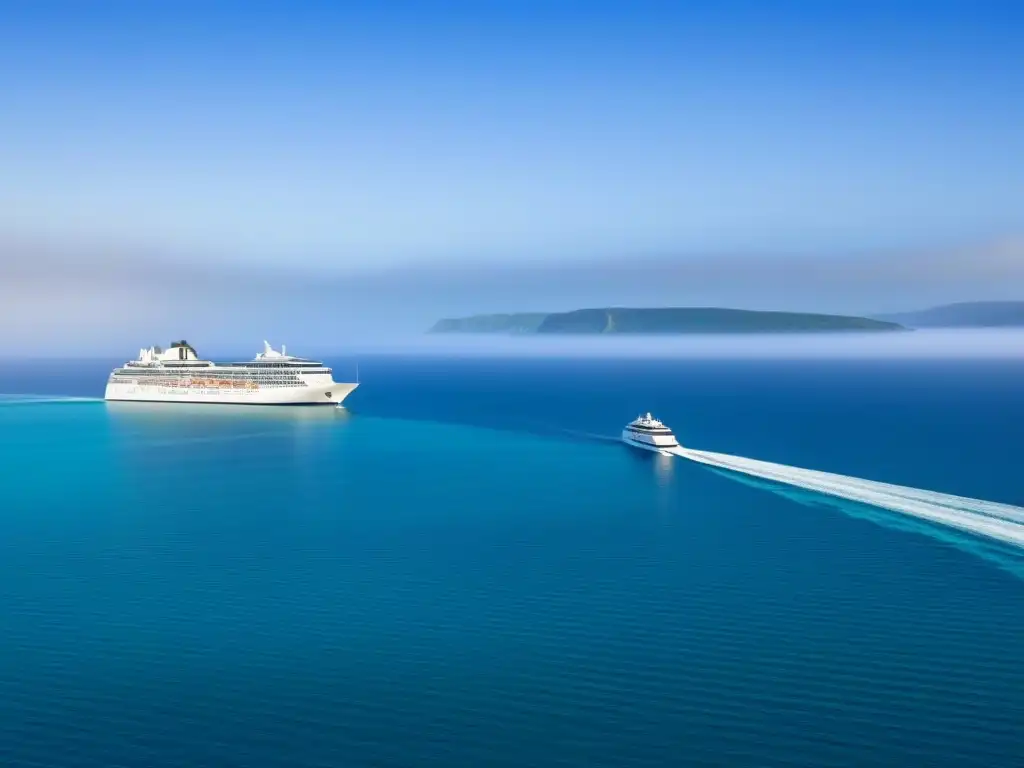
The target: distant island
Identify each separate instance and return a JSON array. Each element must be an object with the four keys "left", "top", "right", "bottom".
[
  {"left": 873, "top": 301, "right": 1024, "bottom": 328},
  {"left": 430, "top": 313, "right": 549, "bottom": 334},
  {"left": 429, "top": 308, "right": 906, "bottom": 335}
]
